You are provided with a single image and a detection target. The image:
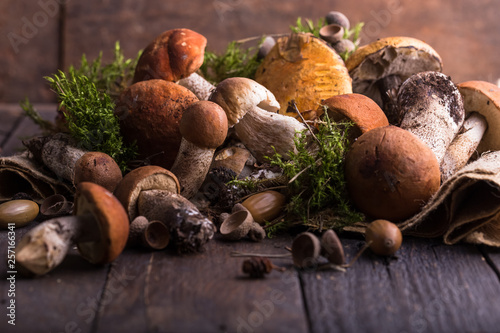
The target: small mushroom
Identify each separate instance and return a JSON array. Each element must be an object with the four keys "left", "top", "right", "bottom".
[
  {"left": 0, "top": 200, "right": 39, "bottom": 229},
  {"left": 220, "top": 203, "right": 266, "bottom": 242},
  {"left": 209, "top": 77, "right": 307, "bottom": 162},
  {"left": 241, "top": 190, "right": 286, "bottom": 225},
  {"left": 133, "top": 28, "right": 207, "bottom": 83},
  {"left": 74, "top": 151, "right": 123, "bottom": 192},
  {"left": 15, "top": 182, "right": 129, "bottom": 275},
  {"left": 320, "top": 229, "right": 345, "bottom": 266},
  {"left": 345, "top": 126, "right": 441, "bottom": 221},
  {"left": 128, "top": 216, "right": 170, "bottom": 250},
  {"left": 345, "top": 37, "right": 442, "bottom": 124},
  {"left": 397, "top": 71, "right": 465, "bottom": 164},
  {"left": 113, "top": 165, "right": 181, "bottom": 221},
  {"left": 291, "top": 232, "right": 321, "bottom": 269},
  {"left": 440, "top": 112, "right": 488, "bottom": 182},
  {"left": 170, "top": 101, "right": 228, "bottom": 199}
]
